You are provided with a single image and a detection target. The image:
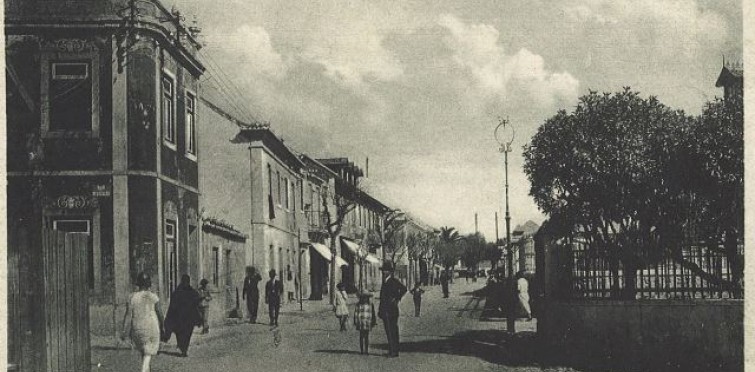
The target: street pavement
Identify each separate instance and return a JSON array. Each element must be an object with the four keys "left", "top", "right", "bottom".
[{"left": 92, "top": 281, "right": 584, "bottom": 372}]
